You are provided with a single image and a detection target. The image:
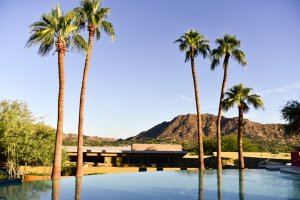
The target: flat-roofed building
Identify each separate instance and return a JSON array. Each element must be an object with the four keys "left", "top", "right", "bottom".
[{"left": 65, "top": 144, "right": 188, "bottom": 167}]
